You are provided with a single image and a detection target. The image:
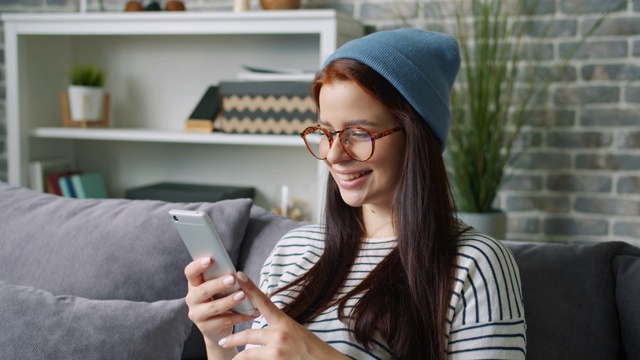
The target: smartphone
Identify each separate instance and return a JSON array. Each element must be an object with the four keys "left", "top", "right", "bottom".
[{"left": 170, "top": 209, "right": 256, "bottom": 316}]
